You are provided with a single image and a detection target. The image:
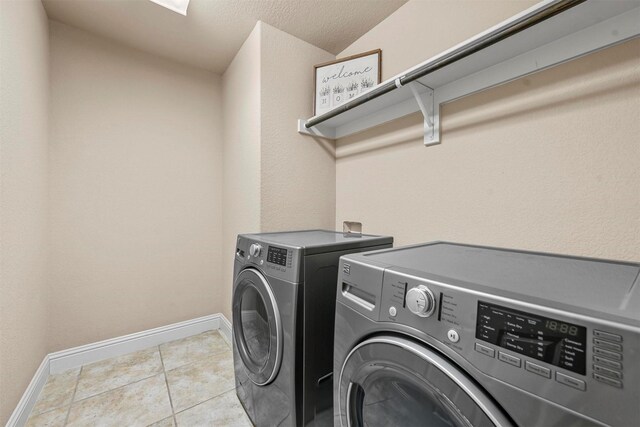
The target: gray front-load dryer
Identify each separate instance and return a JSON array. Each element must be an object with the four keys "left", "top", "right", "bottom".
[
  {"left": 232, "top": 230, "right": 393, "bottom": 426},
  {"left": 334, "top": 242, "right": 640, "bottom": 427}
]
